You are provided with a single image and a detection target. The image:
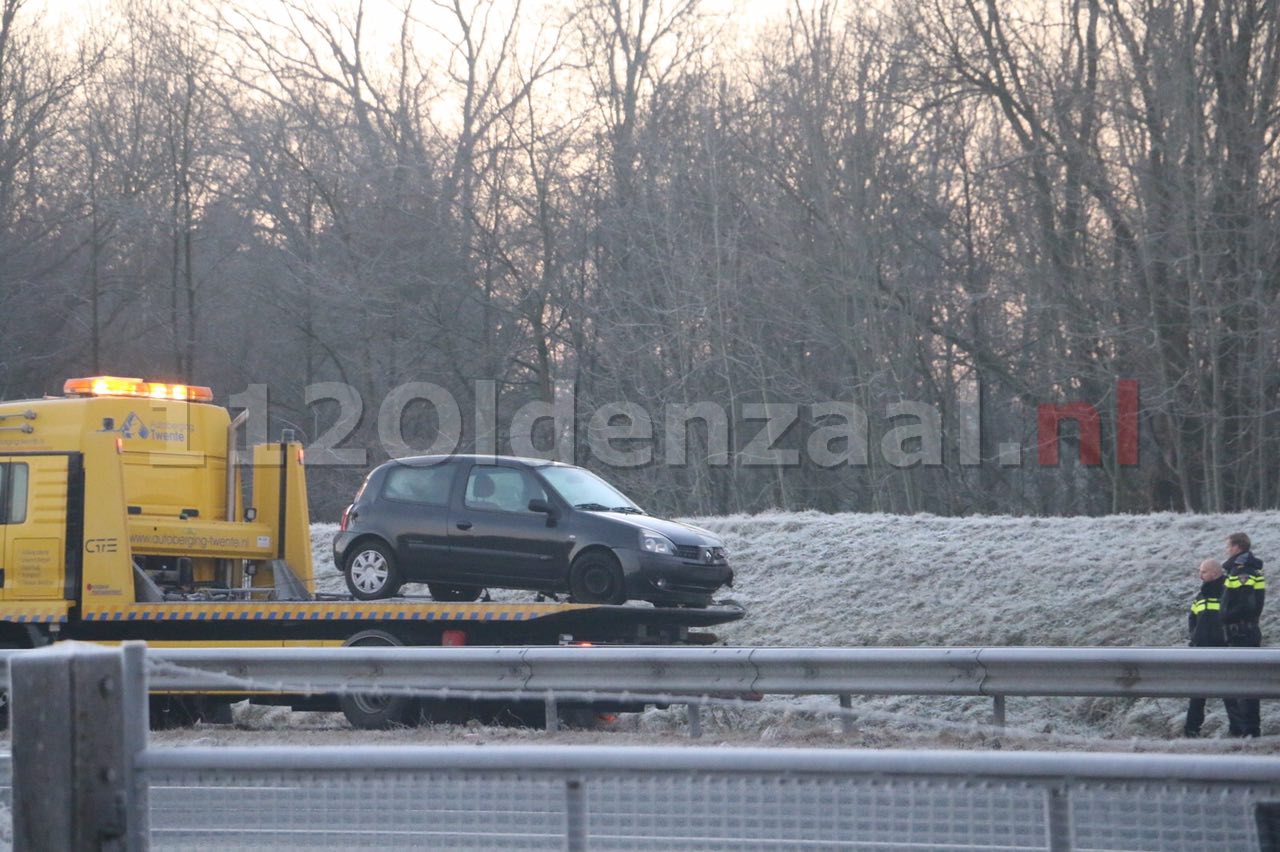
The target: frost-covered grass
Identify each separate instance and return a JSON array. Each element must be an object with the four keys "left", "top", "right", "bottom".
[
  {"left": 303, "top": 511, "right": 1280, "bottom": 745},
  {"left": 314, "top": 511, "right": 1279, "bottom": 648},
  {"left": 693, "top": 510, "right": 1280, "bottom": 648}
]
